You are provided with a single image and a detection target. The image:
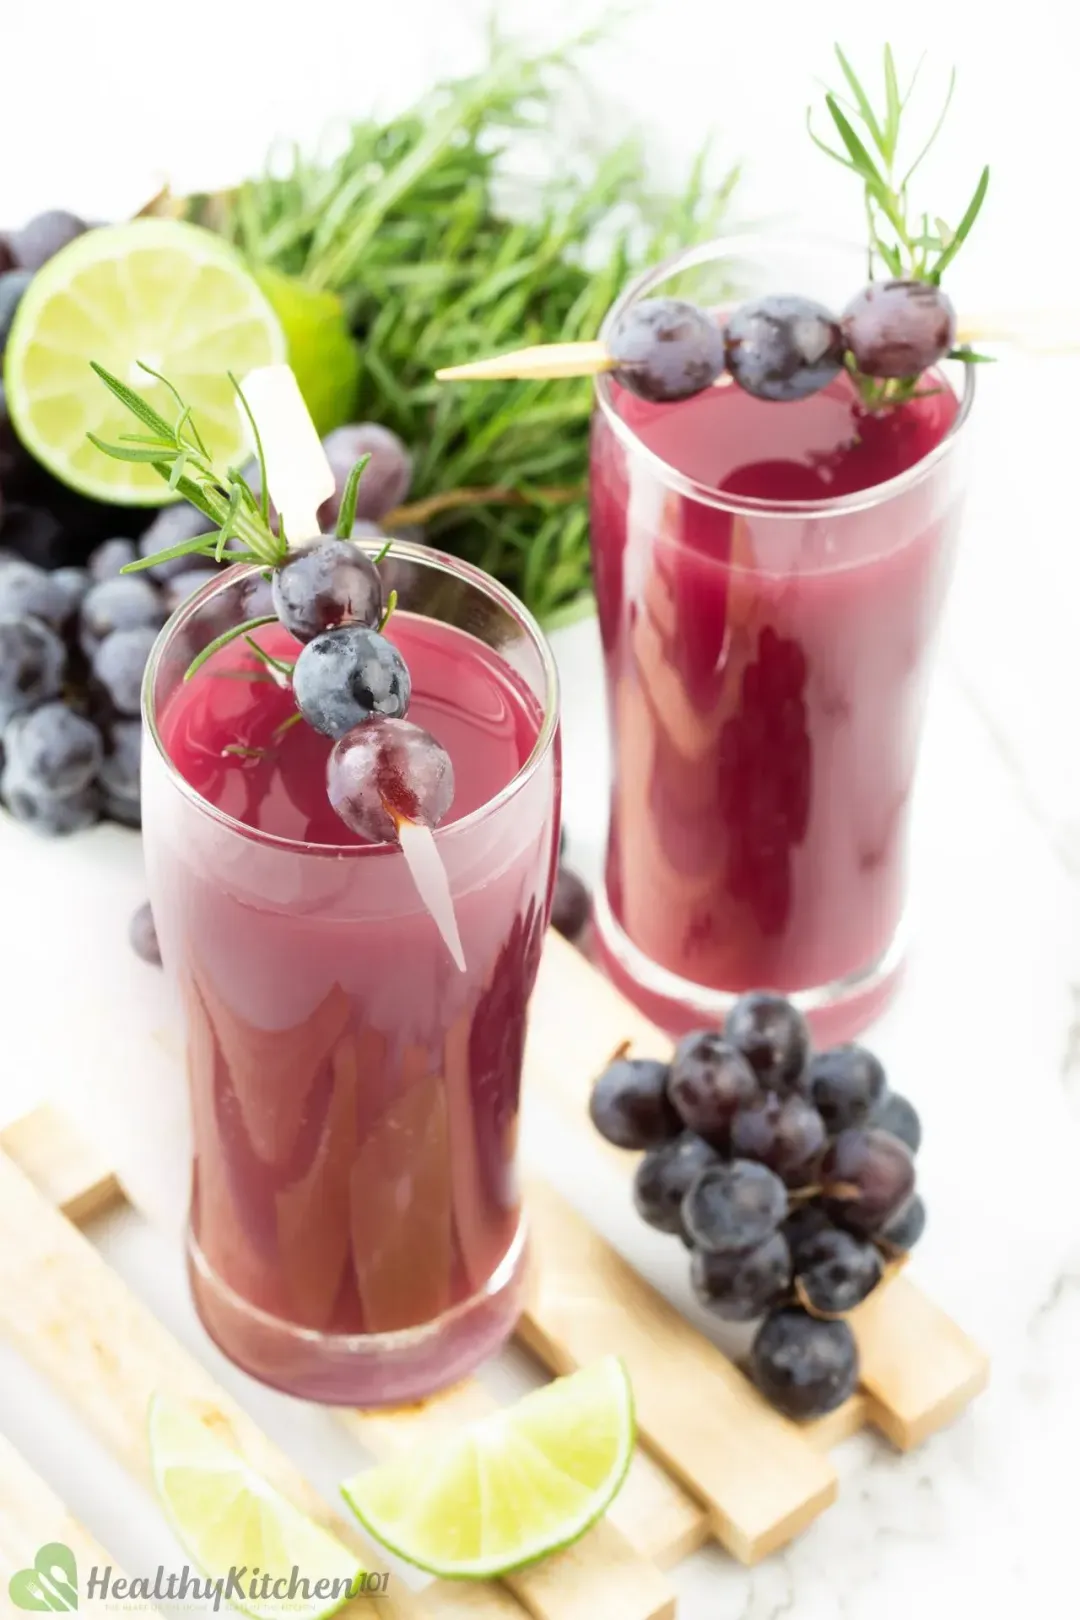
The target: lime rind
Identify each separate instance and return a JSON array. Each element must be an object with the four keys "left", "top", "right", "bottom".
[
  {"left": 340, "top": 1357, "right": 636, "bottom": 1580},
  {"left": 148, "top": 1393, "right": 363, "bottom": 1620},
  {"left": 4, "top": 219, "right": 285, "bottom": 506}
]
